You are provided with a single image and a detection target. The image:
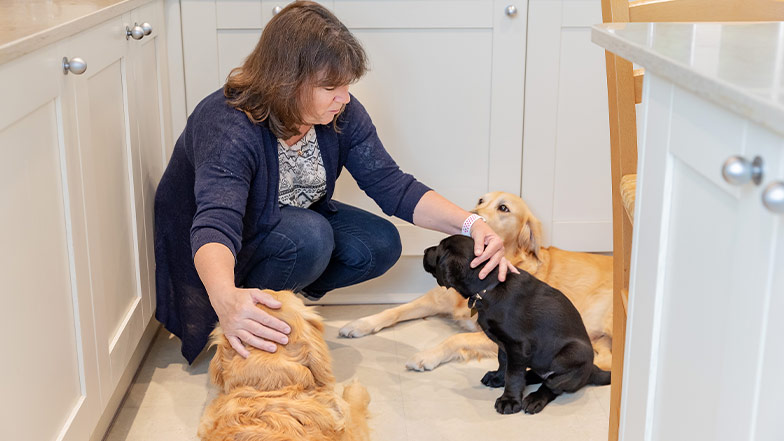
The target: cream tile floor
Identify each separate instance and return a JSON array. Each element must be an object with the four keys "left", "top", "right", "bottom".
[{"left": 105, "top": 304, "right": 610, "bottom": 441}]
